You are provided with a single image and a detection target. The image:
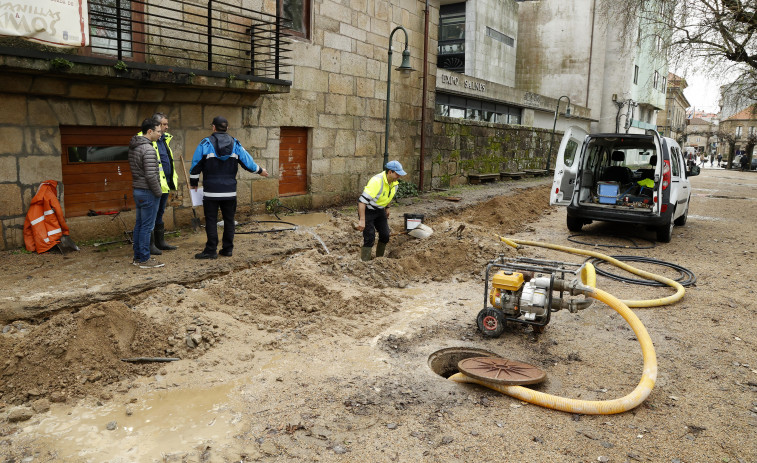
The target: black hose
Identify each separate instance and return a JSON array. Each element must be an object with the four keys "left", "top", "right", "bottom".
[
  {"left": 568, "top": 233, "right": 656, "bottom": 249},
  {"left": 273, "top": 205, "right": 294, "bottom": 220},
  {"left": 235, "top": 220, "right": 298, "bottom": 234},
  {"left": 587, "top": 255, "right": 697, "bottom": 287}
]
